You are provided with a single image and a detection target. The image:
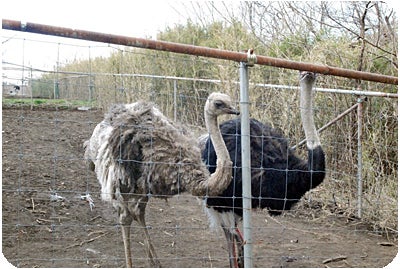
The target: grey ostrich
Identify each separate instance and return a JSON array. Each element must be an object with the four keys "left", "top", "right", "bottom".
[
  {"left": 201, "top": 72, "right": 326, "bottom": 267},
  {"left": 84, "top": 92, "right": 239, "bottom": 267}
]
